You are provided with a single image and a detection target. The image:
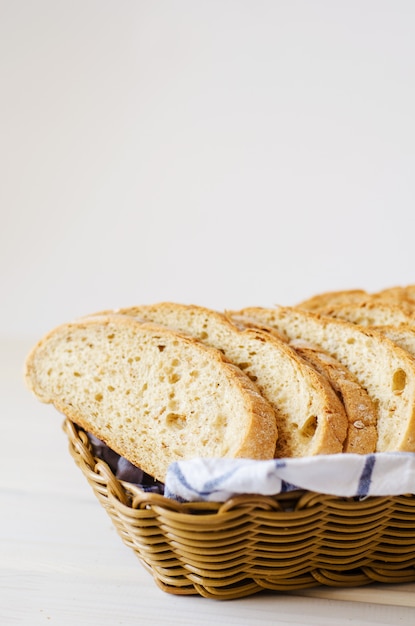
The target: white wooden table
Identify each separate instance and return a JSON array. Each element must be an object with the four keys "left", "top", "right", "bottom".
[{"left": 2, "top": 337, "right": 415, "bottom": 625}]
